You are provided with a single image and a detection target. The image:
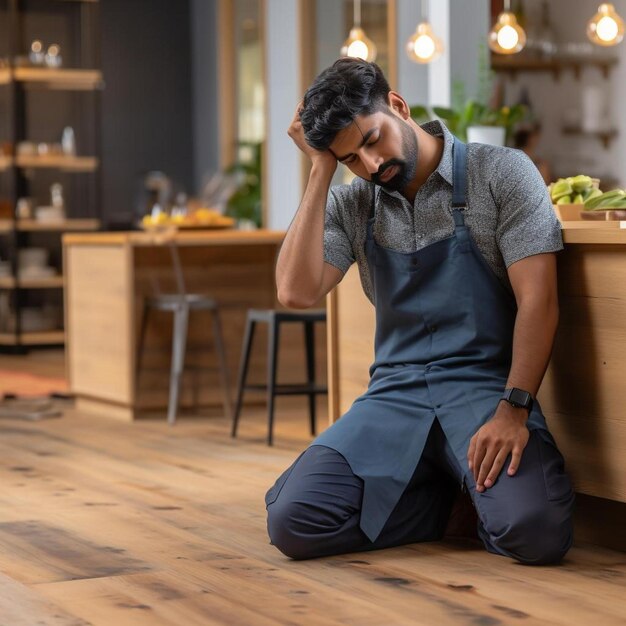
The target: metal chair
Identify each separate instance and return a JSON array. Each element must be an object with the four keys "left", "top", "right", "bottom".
[
  {"left": 231, "top": 308, "right": 327, "bottom": 446},
  {"left": 136, "top": 240, "right": 232, "bottom": 424}
]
